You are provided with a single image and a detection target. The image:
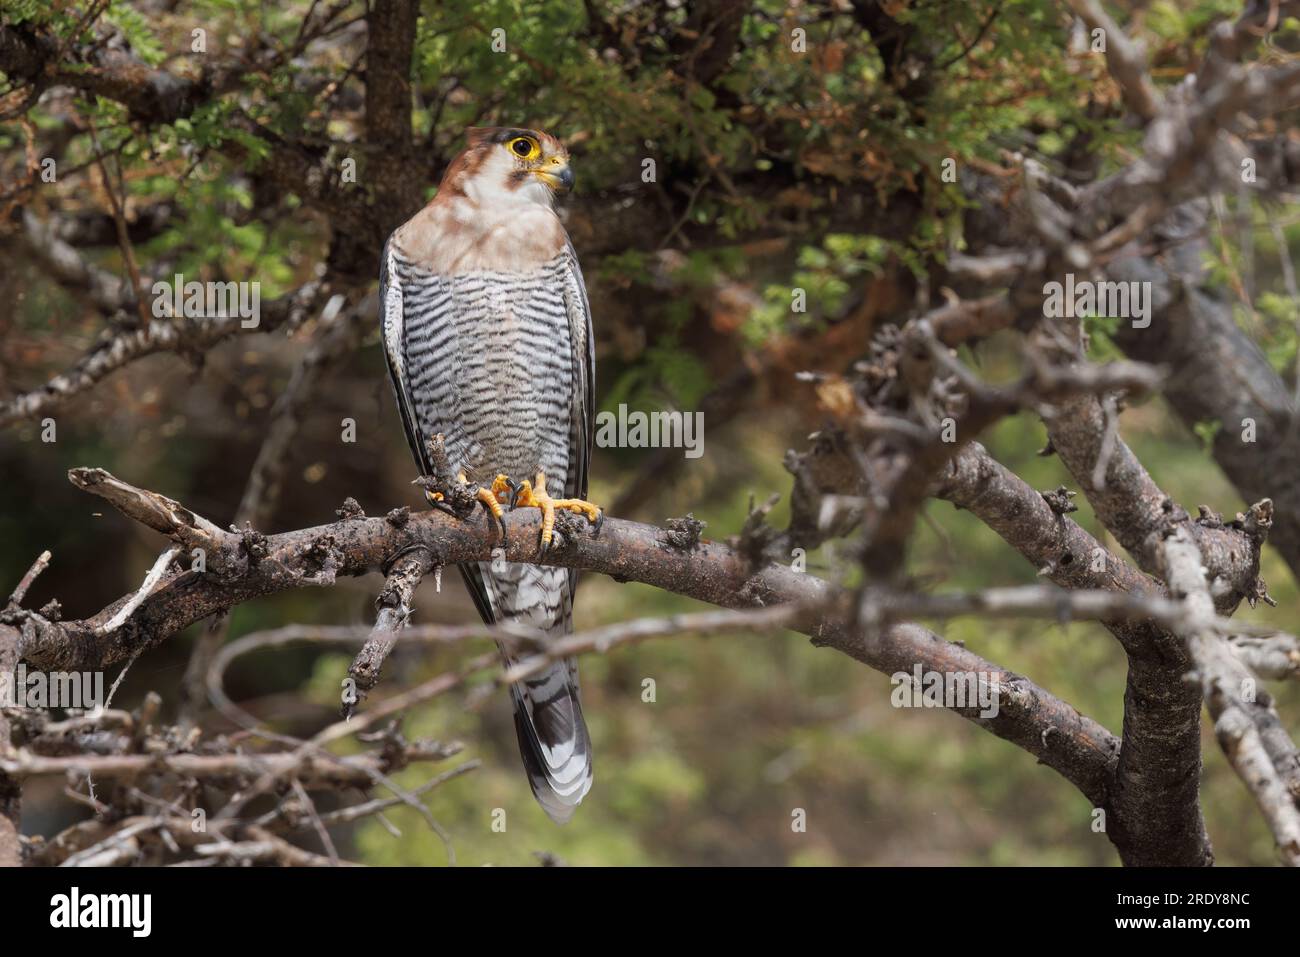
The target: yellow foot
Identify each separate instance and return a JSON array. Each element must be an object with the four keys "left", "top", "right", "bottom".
[
  {"left": 509, "top": 471, "right": 603, "bottom": 552},
  {"left": 421, "top": 471, "right": 506, "bottom": 538},
  {"left": 489, "top": 473, "right": 514, "bottom": 506},
  {"left": 473, "top": 479, "right": 506, "bottom": 533}
]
